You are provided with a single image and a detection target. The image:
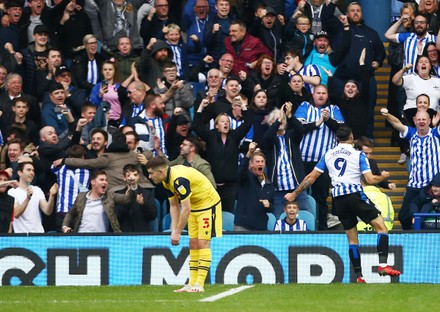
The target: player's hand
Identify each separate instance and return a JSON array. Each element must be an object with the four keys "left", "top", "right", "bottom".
[
  {"left": 381, "top": 170, "right": 390, "bottom": 179},
  {"left": 171, "top": 230, "right": 181, "bottom": 246},
  {"left": 284, "top": 192, "right": 297, "bottom": 202},
  {"left": 388, "top": 183, "right": 397, "bottom": 190}
]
